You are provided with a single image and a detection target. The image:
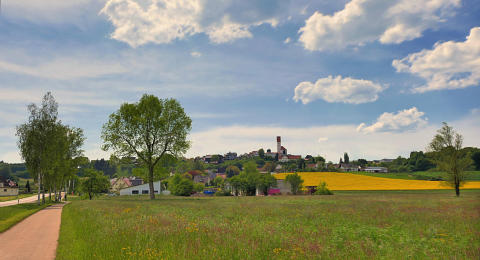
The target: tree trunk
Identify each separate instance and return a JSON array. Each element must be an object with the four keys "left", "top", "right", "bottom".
[
  {"left": 37, "top": 172, "right": 41, "bottom": 205},
  {"left": 149, "top": 166, "right": 155, "bottom": 199},
  {"left": 455, "top": 182, "right": 460, "bottom": 197}
]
